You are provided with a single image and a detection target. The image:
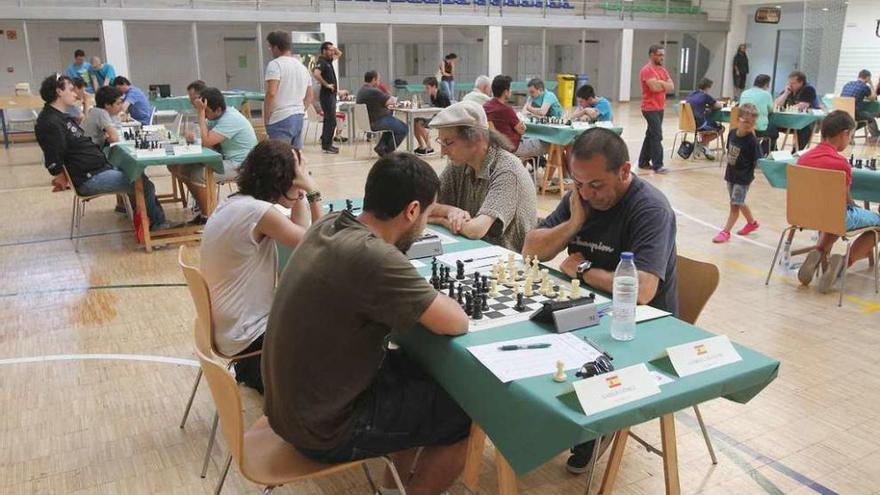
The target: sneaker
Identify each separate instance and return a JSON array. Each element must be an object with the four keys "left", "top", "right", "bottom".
[
  {"left": 818, "top": 254, "right": 845, "bottom": 294},
  {"left": 566, "top": 436, "right": 614, "bottom": 475},
  {"left": 712, "top": 230, "right": 731, "bottom": 243},
  {"left": 736, "top": 221, "right": 759, "bottom": 236},
  {"left": 693, "top": 145, "right": 706, "bottom": 160},
  {"left": 322, "top": 146, "right": 339, "bottom": 154},
  {"left": 638, "top": 163, "right": 652, "bottom": 170},
  {"left": 798, "top": 250, "right": 822, "bottom": 286},
  {"left": 653, "top": 167, "right": 669, "bottom": 175},
  {"left": 187, "top": 214, "right": 208, "bottom": 226},
  {"left": 424, "top": 148, "right": 435, "bottom": 155},
  {"left": 703, "top": 147, "right": 716, "bottom": 161},
  {"left": 114, "top": 205, "right": 127, "bottom": 214},
  {"left": 333, "top": 136, "right": 349, "bottom": 143},
  {"left": 149, "top": 221, "right": 185, "bottom": 232},
  {"left": 414, "top": 147, "right": 427, "bottom": 155}
]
